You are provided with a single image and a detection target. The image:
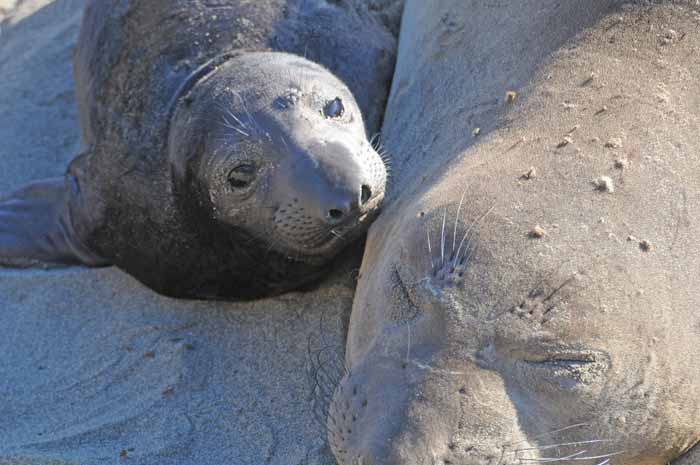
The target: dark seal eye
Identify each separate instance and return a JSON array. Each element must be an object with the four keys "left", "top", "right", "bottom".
[
  {"left": 228, "top": 162, "right": 257, "bottom": 189},
  {"left": 324, "top": 97, "right": 345, "bottom": 119}
]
